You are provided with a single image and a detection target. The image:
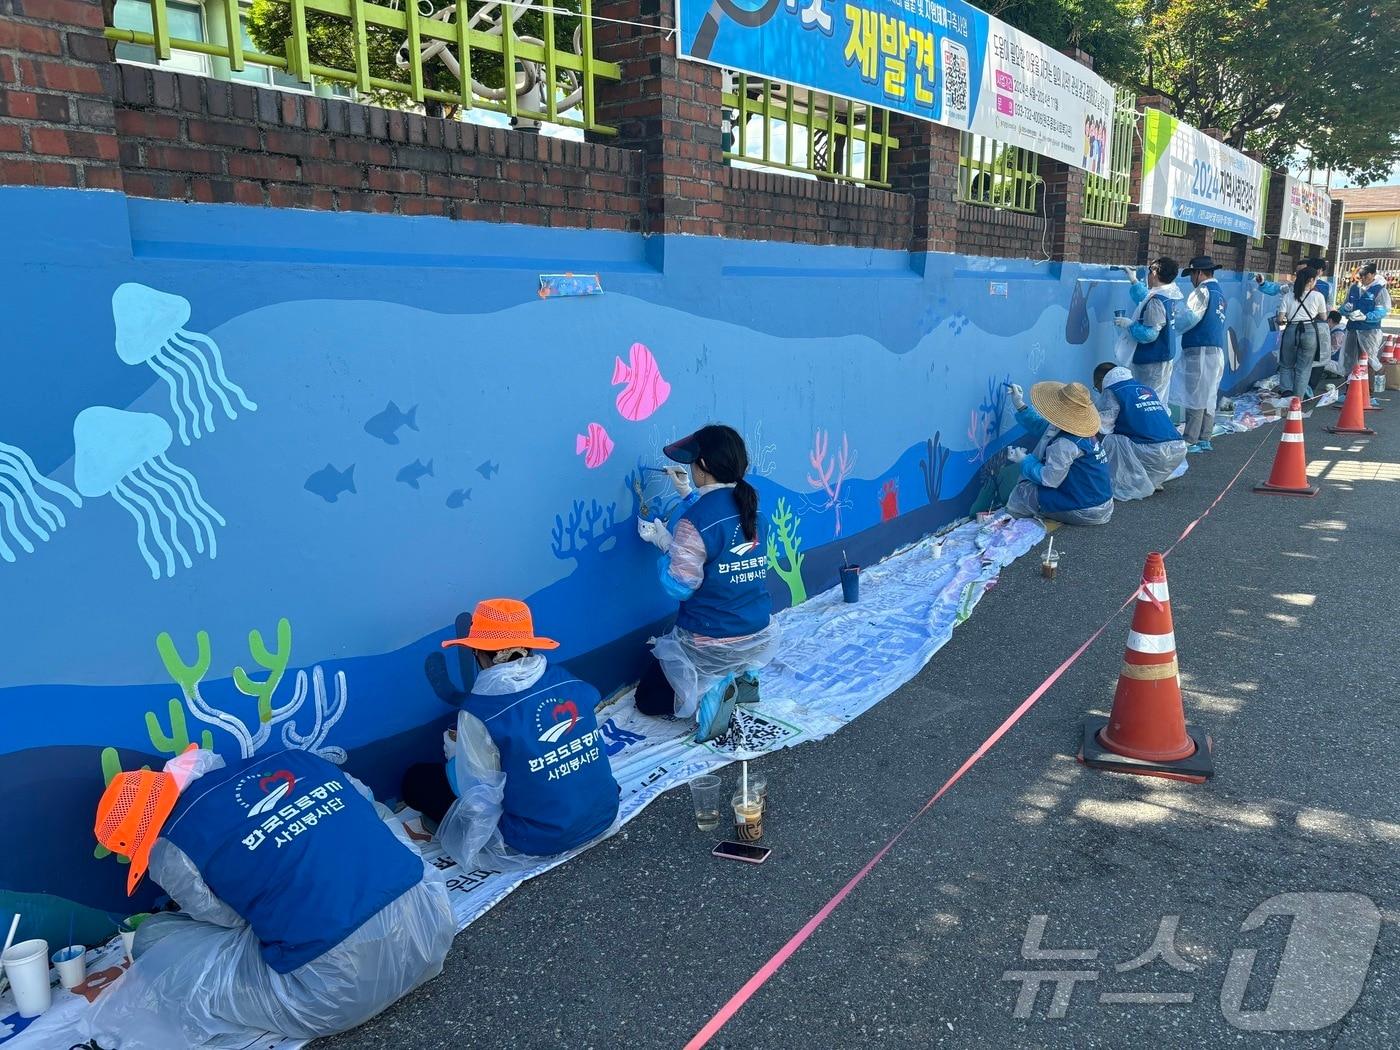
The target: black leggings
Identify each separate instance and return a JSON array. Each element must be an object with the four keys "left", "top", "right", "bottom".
[{"left": 634, "top": 653, "right": 677, "bottom": 716}]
